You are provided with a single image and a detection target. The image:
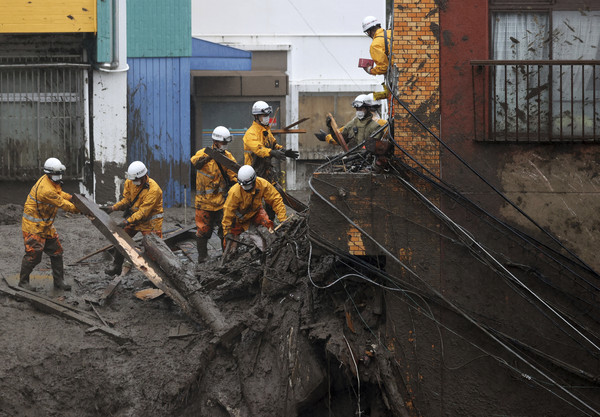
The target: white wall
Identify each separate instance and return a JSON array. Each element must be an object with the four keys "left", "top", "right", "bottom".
[
  {"left": 89, "top": 0, "right": 129, "bottom": 202},
  {"left": 192, "top": 0, "right": 386, "bottom": 189}
]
